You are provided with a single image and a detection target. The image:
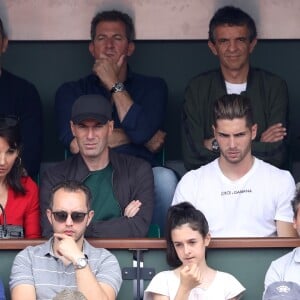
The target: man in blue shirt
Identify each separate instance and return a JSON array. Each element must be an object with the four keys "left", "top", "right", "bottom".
[{"left": 55, "top": 10, "right": 177, "bottom": 234}]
